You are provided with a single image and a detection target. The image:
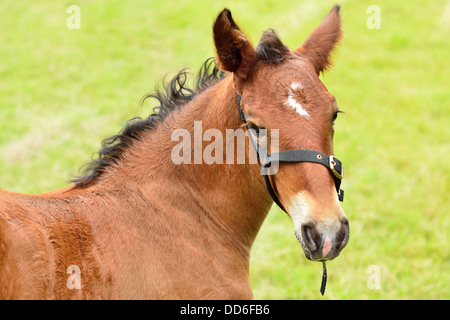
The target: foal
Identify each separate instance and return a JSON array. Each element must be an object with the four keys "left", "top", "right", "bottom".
[{"left": 0, "top": 6, "right": 348, "bottom": 299}]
